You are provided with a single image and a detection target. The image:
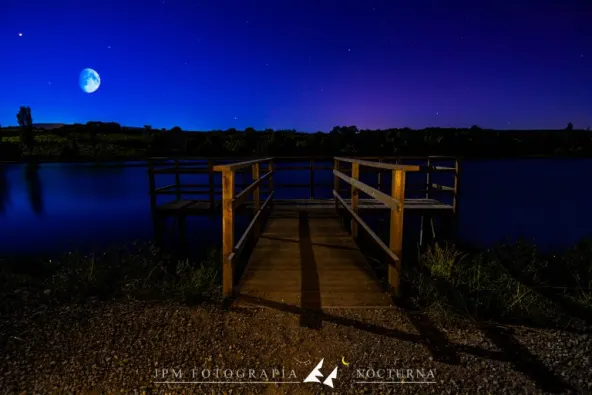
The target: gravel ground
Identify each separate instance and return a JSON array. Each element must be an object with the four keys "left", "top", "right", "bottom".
[{"left": 1, "top": 300, "right": 591, "bottom": 394}]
